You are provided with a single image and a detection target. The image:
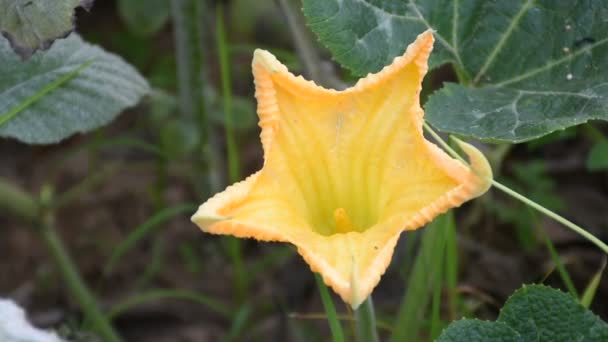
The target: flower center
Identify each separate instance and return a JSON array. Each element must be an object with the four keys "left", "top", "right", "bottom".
[
  {"left": 333, "top": 207, "right": 359, "bottom": 234},
  {"left": 308, "top": 205, "right": 374, "bottom": 236}
]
